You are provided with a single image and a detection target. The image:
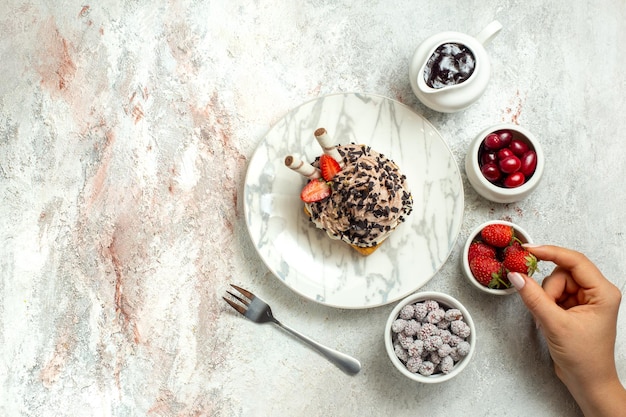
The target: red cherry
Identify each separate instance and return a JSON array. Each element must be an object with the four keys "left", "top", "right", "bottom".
[
  {"left": 520, "top": 150, "right": 537, "bottom": 177},
  {"left": 499, "top": 155, "right": 522, "bottom": 174},
  {"left": 510, "top": 139, "right": 530, "bottom": 156},
  {"left": 497, "top": 130, "right": 513, "bottom": 148},
  {"left": 480, "top": 151, "right": 498, "bottom": 165},
  {"left": 484, "top": 133, "right": 504, "bottom": 150},
  {"left": 504, "top": 172, "right": 526, "bottom": 188},
  {"left": 481, "top": 162, "right": 501, "bottom": 183},
  {"left": 497, "top": 148, "right": 513, "bottom": 160}
]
